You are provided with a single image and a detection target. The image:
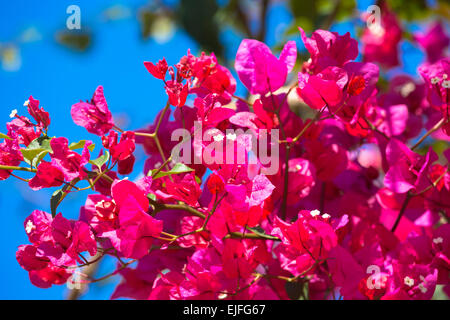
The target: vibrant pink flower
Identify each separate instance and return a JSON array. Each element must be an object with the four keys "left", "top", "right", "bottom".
[
  {"left": 80, "top": 194, "right": 118, "bottom": 235},
  {"left": 71, "top": 86, "right": 114, "bottom": 136},
  {"left": 29, "top": 265, "right": 71, "bottom": 289},
  {"left": 304, "top": 140, "right": 348, "bottom": 181},
  {"left": 144, "top": 58, "right": 168, "bottom": 80},
  {"left": 28, "top": 161, "right": 64, "bottom": 190},
  {"left": 66, "top": 220, "right": 97, "bottom": 260},
  {"left": 272, "top": 210, "right": 343, "bottom": 276},
  {"left": 103, "top": 180, "right": 163, "bottom": 259},
  {"left": 340, "top": 62, "right": 379, "bottom": 124},
  {"left": 361, "top": 2, "right": 402, "bottom": 68},
  {"left": 24, "top": 210, "right": 54, "bottom": 244},
  {"left": 221, "top": 239, "right": 259, "bottom": 279},
  {"left": 176, "top": 50, "right": 236, "bottom": 104},
  {"left": 206, "top": 171, "right": 225, "bottom": 195},
  {"left": 328, "top": 245, "right": 366, "bottom": 299},
  {"left": 384, "top": 139, "right": 438, "bottom": 194},
  {"left": 366, "top": 103, "right": 409, "bottom": 137},
  {"left": 297, "top": 66, "right": 347, "bottom": 110},
  {"left": 235, "top": 39, "right": 297, "bottom": 94},
  {"left": 26, "top": 96, "right": 50, "bottom": 129},
  {"left": 414, "top": 22, "right": 449, "bottom": 63},
  {"left": 165, "top": 173, "right": 202, "bottom": 207},
  {"left": 49, "top": 137, "right": 92, "bottom": 181},
  {"left": 7, "top": 117, "right": 41, "bottom": 146},
  {"left": 0, "top": 138, "right": 23, "bottom": 180},
  {"left": 272, "top": 158, "right": 315, "bottom": 205},
  {"left": 16, "top": 244, "right": 49, "bottom": 271},
  {"left": 177, "top": 216, "right": 209, "bottom": 249},
  {"left": 247, "top": 174, "right": 275, "bottom": 207},
  {"left": 102, "top": 130, "right": 136, "bottom": 175},
  {"left": 419, "top": 58, "right": 450, "bottom": 109},
  {"left": 165, "top": 80, "right": 189, "bottom": 107},
  {"left": 149, "top": 271, "right": 186, "bottom": 300},
  {"left": 194, "top": 95, "right": 235, "bottom": 128},
  {"left": 299, "top": 27, "right": 358, "bottom": 73}
]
